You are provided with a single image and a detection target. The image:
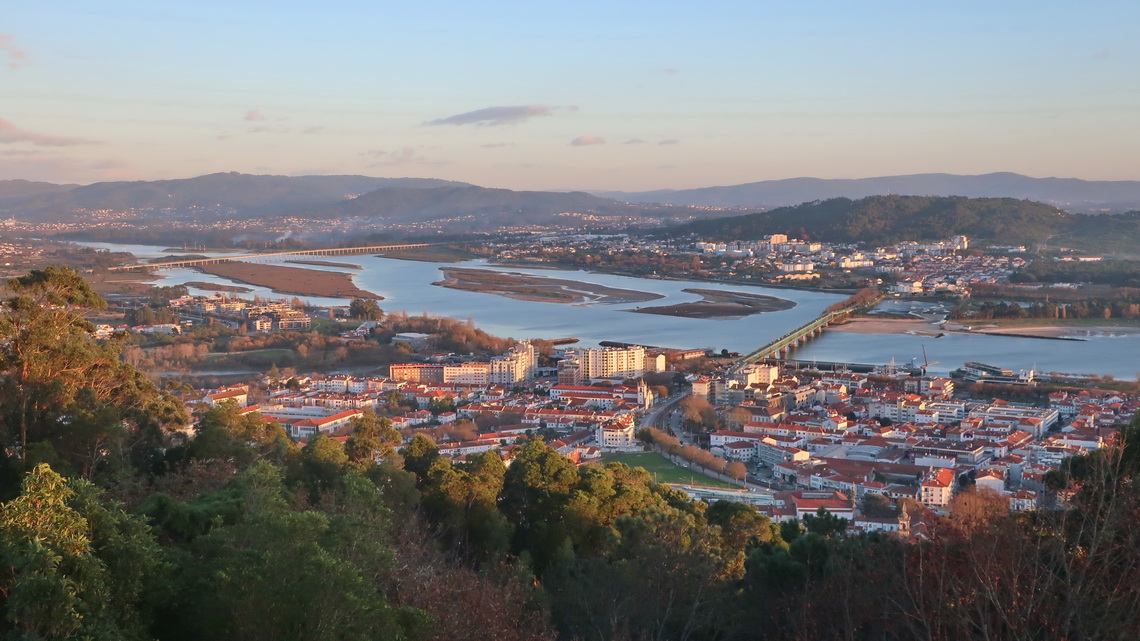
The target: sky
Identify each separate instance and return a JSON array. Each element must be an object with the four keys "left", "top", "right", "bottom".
[{"left": 2, "top": 1, "right": 1139, "bottom": 191}]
